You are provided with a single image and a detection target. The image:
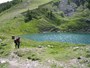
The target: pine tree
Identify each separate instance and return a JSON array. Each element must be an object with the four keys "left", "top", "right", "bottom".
[{"left": 24, "top": 10, "right": 32, "bottom": 22}]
